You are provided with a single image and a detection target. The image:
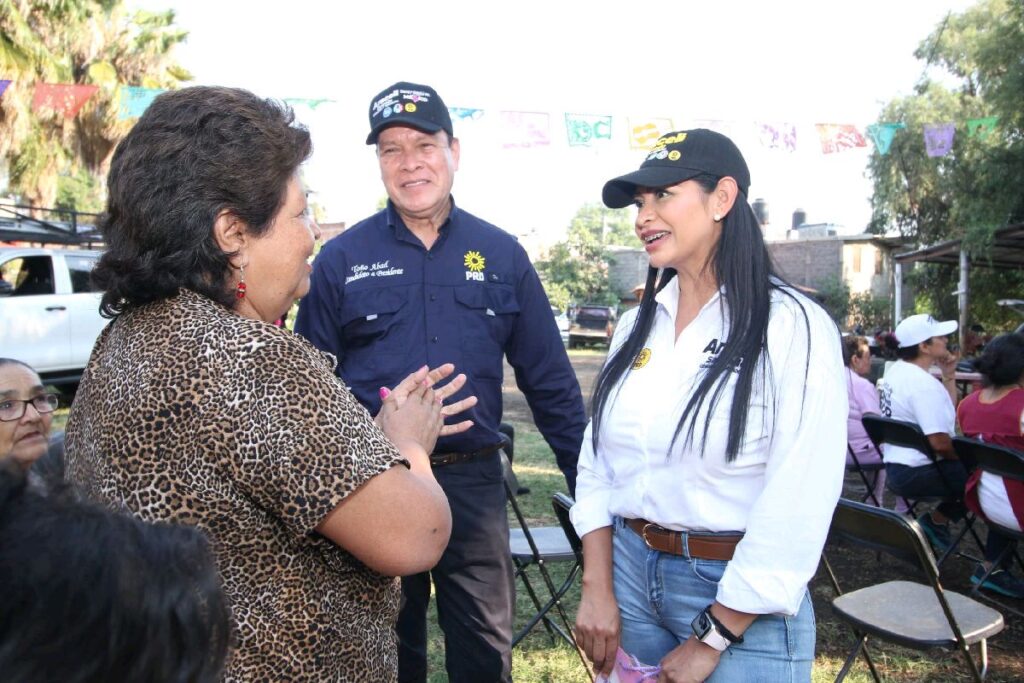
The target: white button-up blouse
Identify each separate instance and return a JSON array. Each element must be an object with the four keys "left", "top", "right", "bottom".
[{"left": 571, "top": 276, "right": 848, "bottom": 616}]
